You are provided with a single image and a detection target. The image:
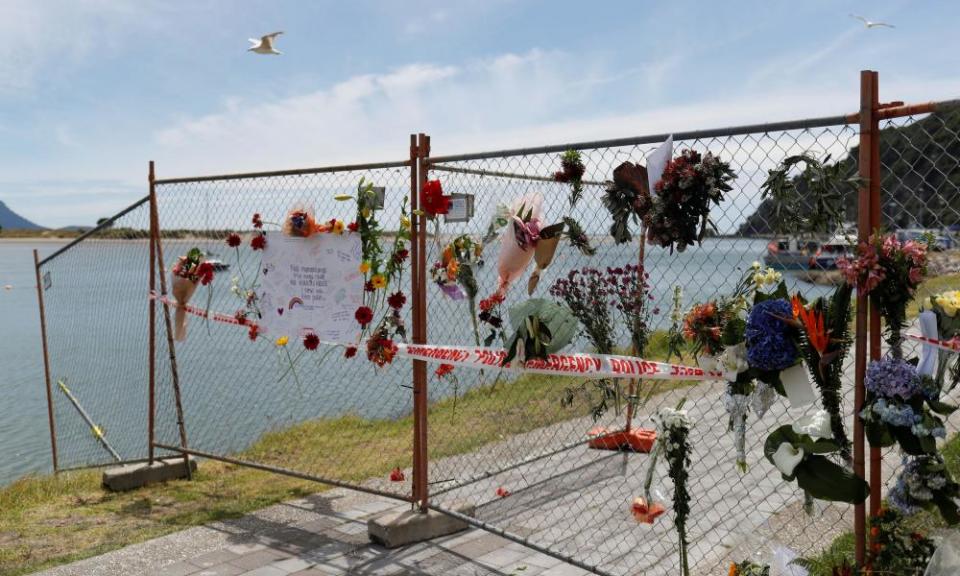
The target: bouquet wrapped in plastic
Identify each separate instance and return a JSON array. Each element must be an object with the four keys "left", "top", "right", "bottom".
[{"left": 170, "top": 248, "right": 214, "bottom": 341}]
